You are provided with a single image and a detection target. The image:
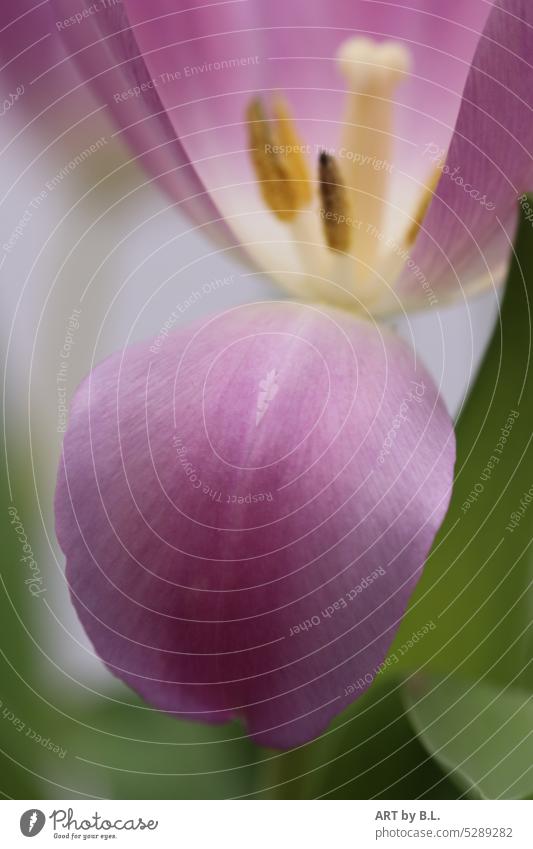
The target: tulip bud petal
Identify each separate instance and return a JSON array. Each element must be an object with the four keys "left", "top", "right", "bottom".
[{"left": 55, "top": 301, "right": 454, "bottom": 748}]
